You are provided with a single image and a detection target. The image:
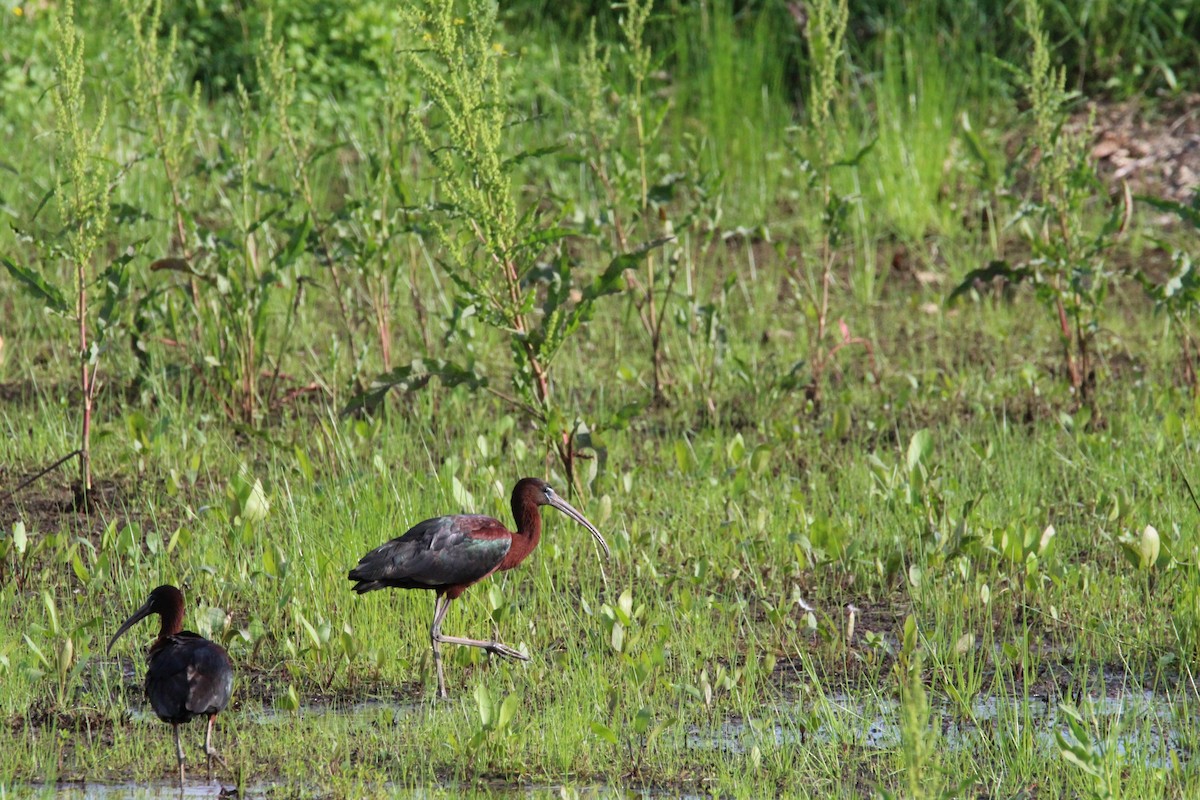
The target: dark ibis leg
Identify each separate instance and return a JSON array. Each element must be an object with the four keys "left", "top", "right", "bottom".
[
  {"left": 204, "top": 713, "right": 228, "bottom": 779},
  {"left": 173, "top": 723, "right": 185, "bottom": 787},
  {"left": 429, "top": 593, "right": 530, "bottom": 665}
]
